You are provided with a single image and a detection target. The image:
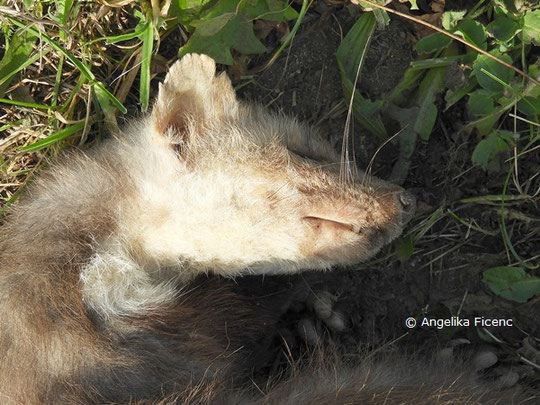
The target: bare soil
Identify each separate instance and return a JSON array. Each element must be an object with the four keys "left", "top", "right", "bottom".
[{"left": 237, "top": 4, "right": 540, "bottom": 380}]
